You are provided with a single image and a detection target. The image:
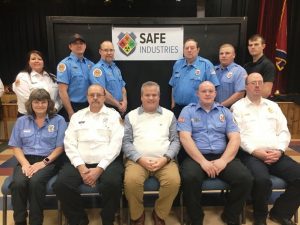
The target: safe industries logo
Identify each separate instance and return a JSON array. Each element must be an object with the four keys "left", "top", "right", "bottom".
[{"left": 117, "top": 32, "right": 137, "bottom": 56}]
